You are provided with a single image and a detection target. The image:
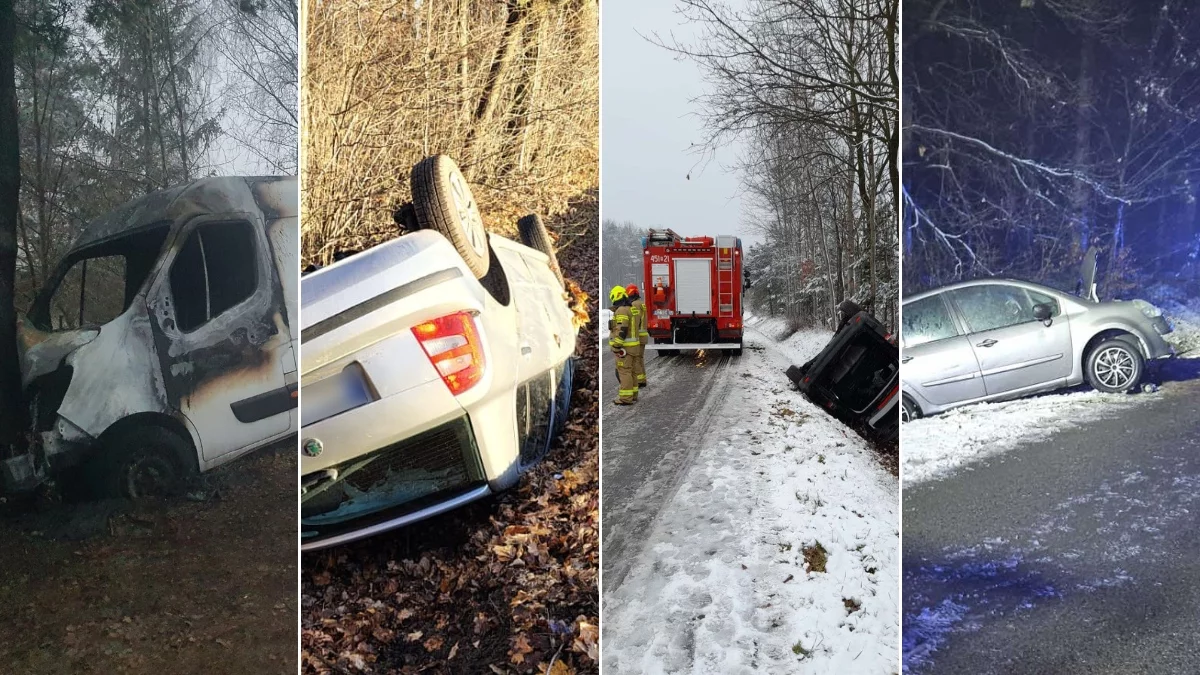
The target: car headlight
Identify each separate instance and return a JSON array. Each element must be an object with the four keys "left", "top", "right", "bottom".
[{"left": 1133, "top": 299, "right": 1162, "bottom": 319}]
